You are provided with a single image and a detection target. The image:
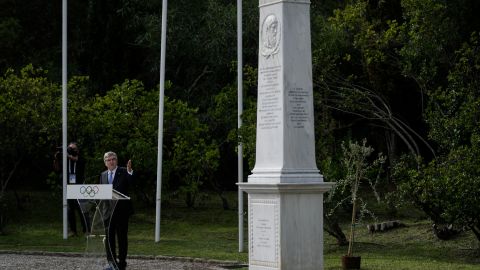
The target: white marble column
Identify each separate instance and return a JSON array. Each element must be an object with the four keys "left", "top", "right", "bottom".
[
  {"left": 238, "top": 1, "right": 333, "bottom": 269},
  {"left": 250, "top": 0, "right": 320, "bottom": 184}
]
